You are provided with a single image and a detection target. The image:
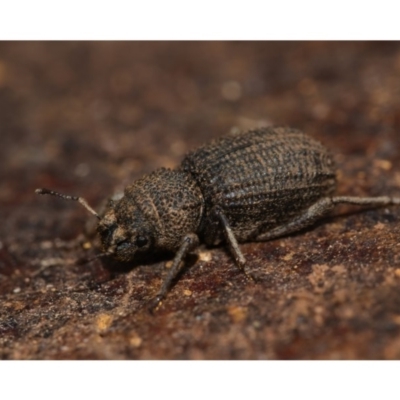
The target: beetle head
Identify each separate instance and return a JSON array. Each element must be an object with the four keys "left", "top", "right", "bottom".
[
  {"left": 35, "top": 187, "right": 154, "bottom": 263},
  {"left": 97, "top": 197, "right": 154, "bottom": 262}
]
